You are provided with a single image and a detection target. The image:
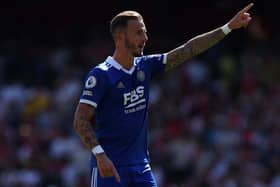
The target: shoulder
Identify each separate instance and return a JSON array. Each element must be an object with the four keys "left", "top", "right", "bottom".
[
  {"left": 135, "top": 54, "right": 166, "bottom": 65},
  {"left": 84, "top": 62, "right": 112, "bottom": 86},
  {"left": 87, "top": 62, "right": 114, "bottom": 77},
  {"left": 87, "top": 61, "right": 122, "bottom": 85},
  {"left": 96, "top": 61, "right": 113, "bottom": 71},
  {"left": 90, "top": 62, "right": 112, "bottom": 73}
]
